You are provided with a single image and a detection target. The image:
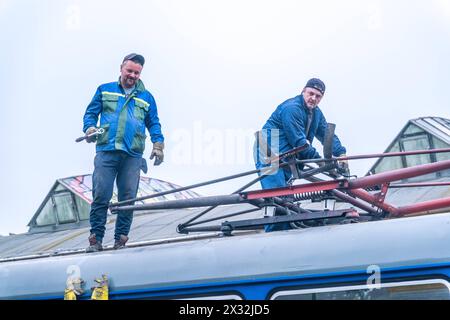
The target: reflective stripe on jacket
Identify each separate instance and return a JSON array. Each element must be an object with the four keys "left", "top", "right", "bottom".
[{"left": 83, "top": 79, "right": 164, "bottom": 157}]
